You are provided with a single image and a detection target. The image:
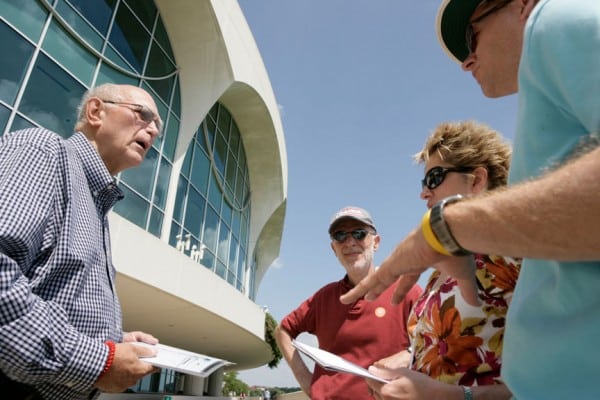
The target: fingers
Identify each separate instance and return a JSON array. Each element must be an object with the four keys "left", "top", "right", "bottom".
[
  {"left": 390, "top": 273, "right": 421, "bottom": 305},
  {"left": 373, "top": 350, "right": 411, "bottom": 370},
  {"left": 95, "top": 343, "right": 158, "bottom": 392},
  {"left": 368, "top": 365, "right": 397, "bottom": 381},
  {"left": 122, "top": 331, "right": 159, "bottom": 345},
  {"left": 456, "top": 277, "right": 482, "bottom": 306},
  {"left": 435, "top": 256, "right": 481, "bottom": 306}
]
